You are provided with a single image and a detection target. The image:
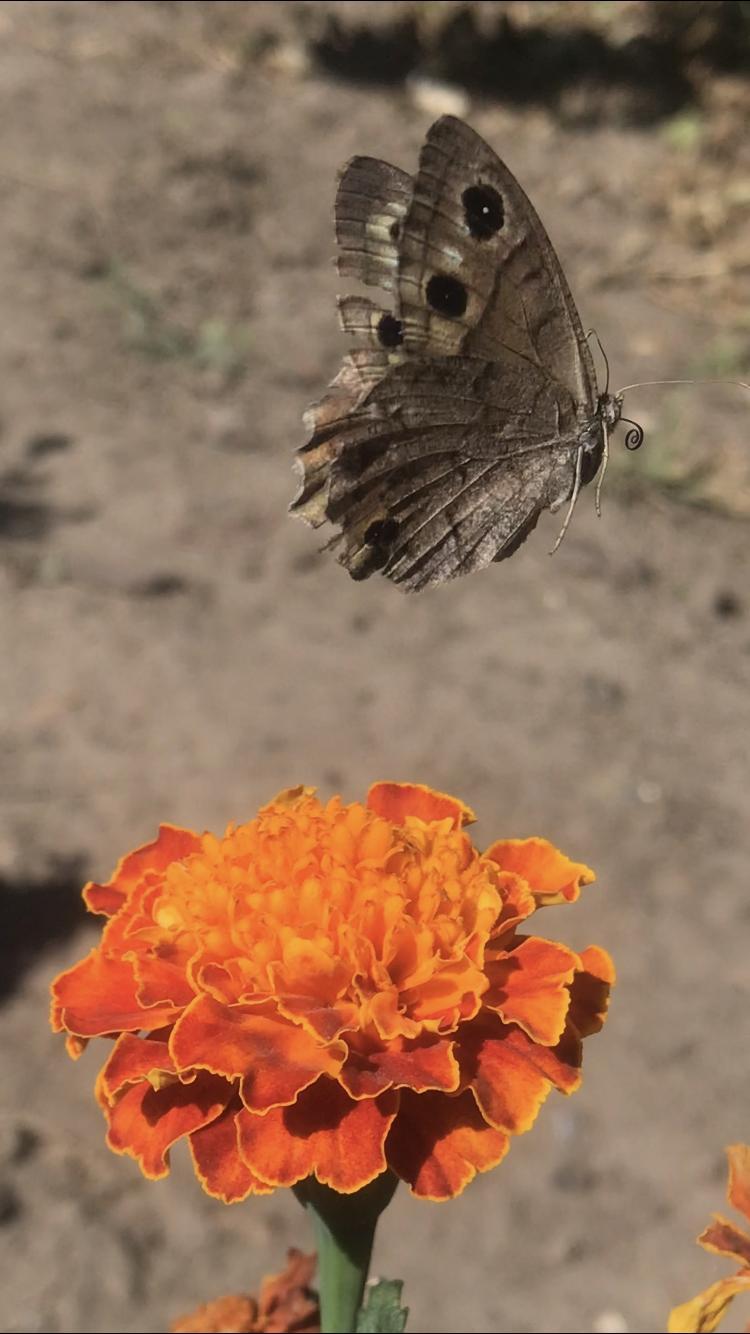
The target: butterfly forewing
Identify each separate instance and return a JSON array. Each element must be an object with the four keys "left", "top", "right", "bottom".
[{"left": 396, "top": 117, "right": 598, "bottom": 409}]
